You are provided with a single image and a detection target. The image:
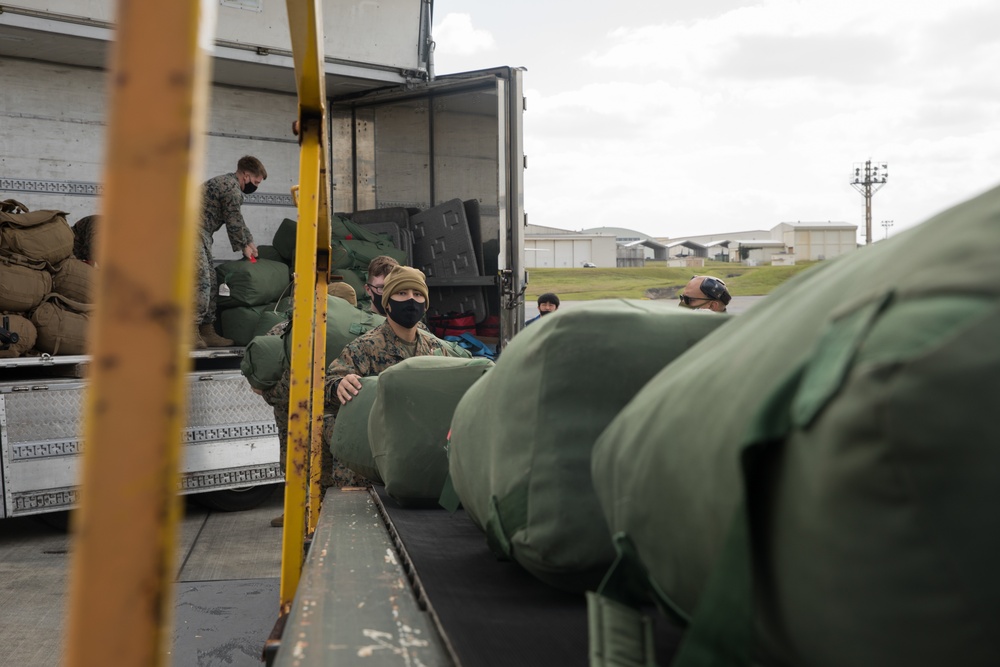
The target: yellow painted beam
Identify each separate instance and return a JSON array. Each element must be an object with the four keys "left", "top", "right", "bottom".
[
  {"left": 64, "top": 0, "right": 215, "bottom": 665},
  {"left": 280, "top": 0, "right": 331, "bottom": 608}
]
